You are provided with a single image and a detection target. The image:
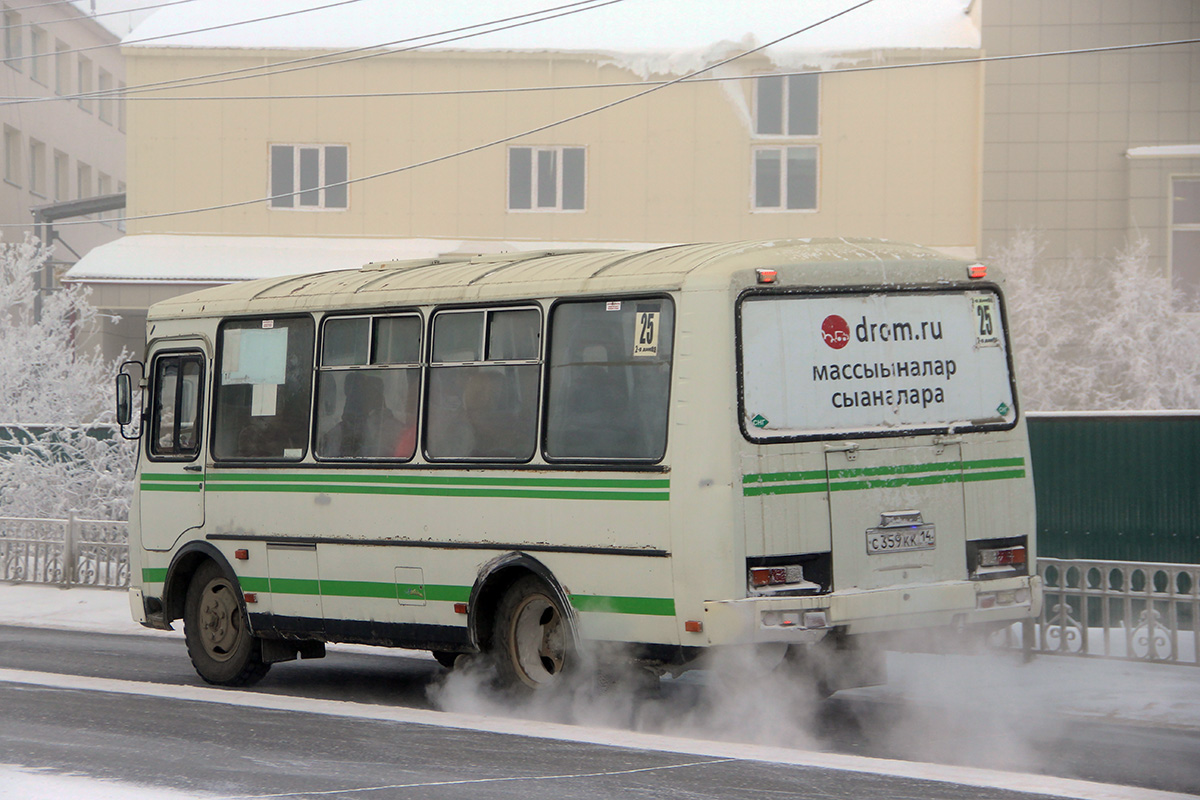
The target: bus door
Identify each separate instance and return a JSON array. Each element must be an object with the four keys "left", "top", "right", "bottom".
[
  {"left": 141, "top": 347, "right": 207, "bottom": 552},
  {"left": 825, "top": 440, "right": 967, "bottom": 592}
]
